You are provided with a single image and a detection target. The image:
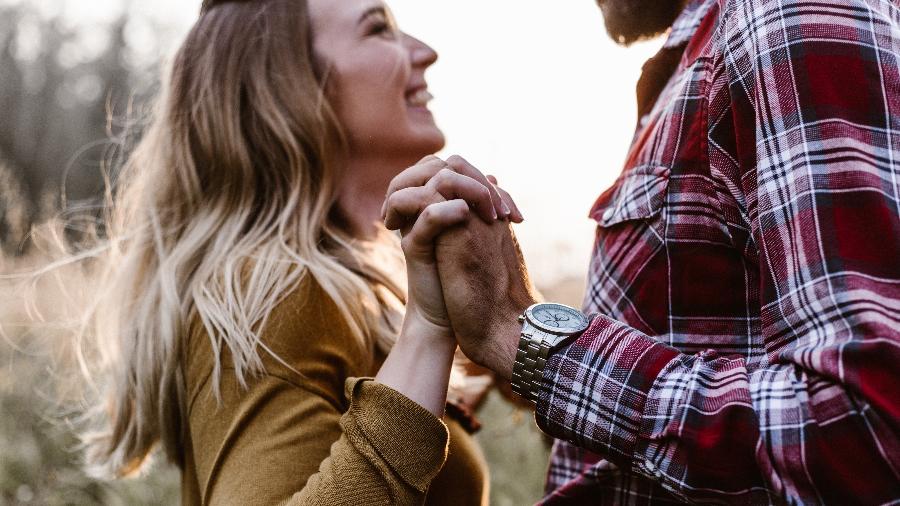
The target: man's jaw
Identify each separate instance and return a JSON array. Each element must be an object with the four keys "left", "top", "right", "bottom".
[{"left": 596, "top": 0, "right": 689, "bottom": 46}]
